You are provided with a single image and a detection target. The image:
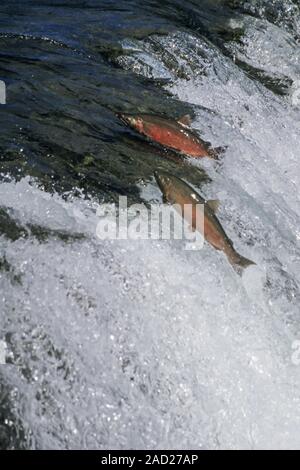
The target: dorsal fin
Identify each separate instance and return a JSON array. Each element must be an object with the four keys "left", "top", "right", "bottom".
[
  {"left": 177, "top": 114, "right": 192, "bottom": 127},
  {"left": 206, "top": 199, "right": 220, "bottom": 213}
]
